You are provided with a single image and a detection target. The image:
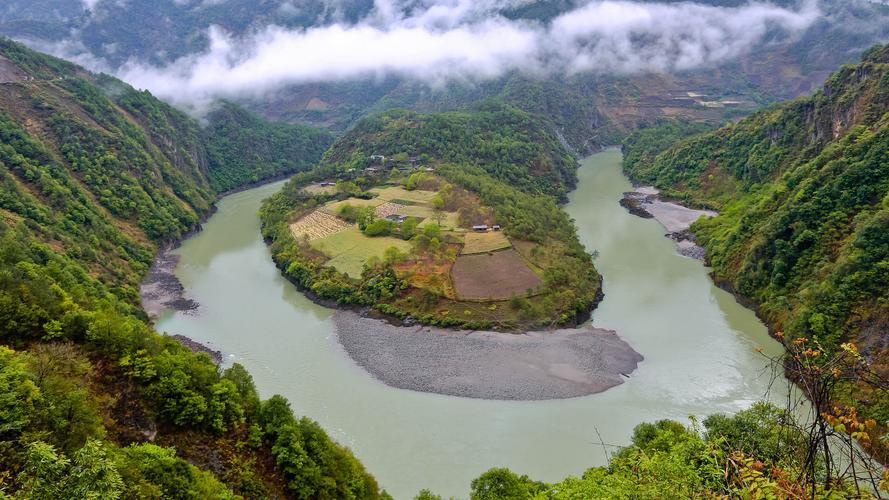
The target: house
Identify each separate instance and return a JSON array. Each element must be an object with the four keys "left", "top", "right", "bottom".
[
  {"left": 365, "top": 167, "right": 380, "bottom": 174},
  {"left": 472, "top": 224, "right": 488, "bottom": 232},
  {"left": 369, "top": 154, "right": 386, "bottom": 164},
  {"left": 320, "top": 182, "right": 336, "bottom": 187},
  {"left": 385, "top": 214, "right": 409, "bottom": 223},
  {"left": 492, "top": 224, "right": 501, "bottom": 231}
]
